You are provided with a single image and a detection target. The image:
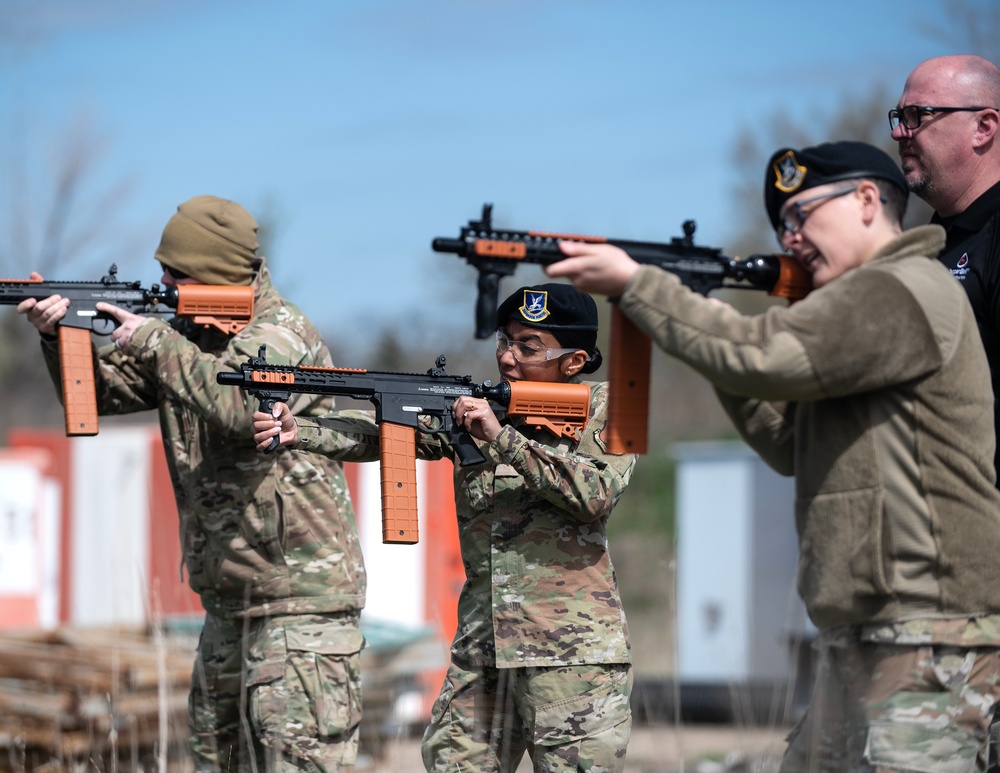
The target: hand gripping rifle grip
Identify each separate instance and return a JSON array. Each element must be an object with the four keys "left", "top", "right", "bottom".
[
  {"left": 449, "top": 422, "right": 487, "bottom": 467},
  {"left": 215, "top": 369, "right": 283, "bottom": 453},
  {"left": 258, "top": 395, "right": 282, "bottom": 454}
]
